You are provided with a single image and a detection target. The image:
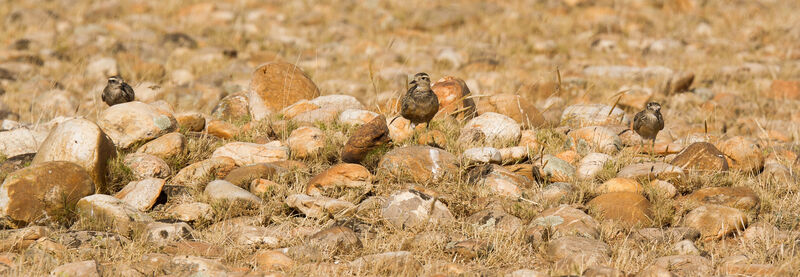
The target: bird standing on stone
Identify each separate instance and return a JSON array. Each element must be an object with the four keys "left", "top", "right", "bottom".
[
  {"left": 399, "top": 72, "right": 439, "bottom": 129},
  {"left": 102, "top": 75, "right": 135, "bottom": 106},
  {"left": 633, "top": 102, "right": 664, "bottom": 156}
]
